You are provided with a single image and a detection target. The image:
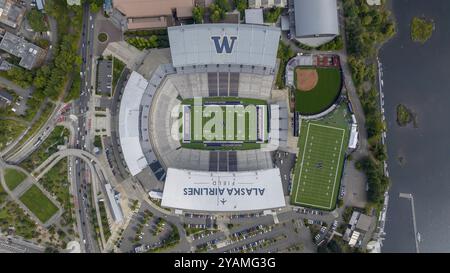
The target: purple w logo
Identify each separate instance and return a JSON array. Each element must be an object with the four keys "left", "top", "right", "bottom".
[{"left": 211, "top": 36, "right": 237, "bottom": 54}]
